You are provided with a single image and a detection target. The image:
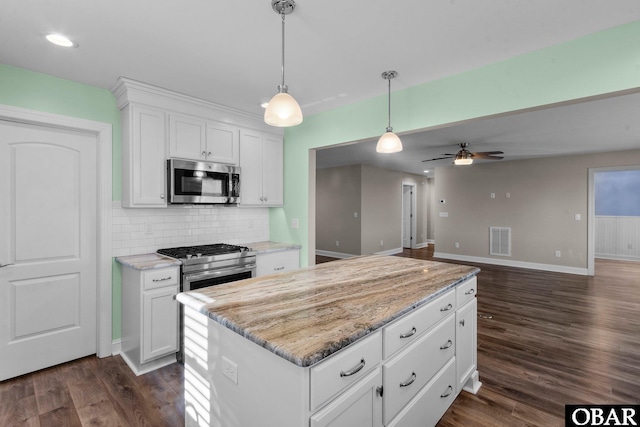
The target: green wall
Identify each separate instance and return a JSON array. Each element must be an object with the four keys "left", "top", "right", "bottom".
[
  {"left": 0, "top": 63, "right": 123, "bottom": 340},
  {"left": 270, "top": 20, "right": 640, "bottom": 265}
]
